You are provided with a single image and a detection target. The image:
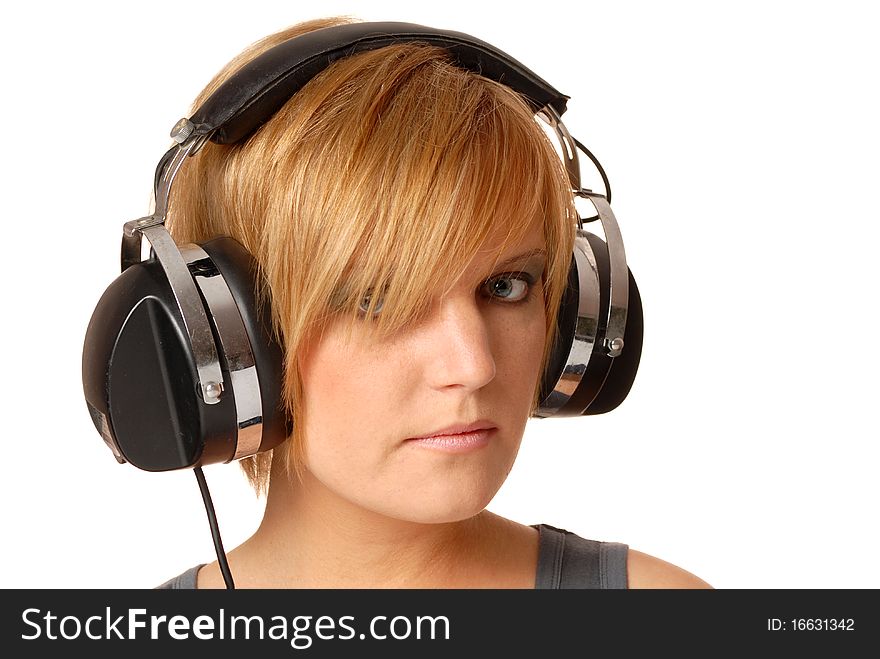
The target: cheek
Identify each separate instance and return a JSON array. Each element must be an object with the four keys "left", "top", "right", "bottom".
[
  {"left": 296, "top": 331, "right": 399, "bottom": 472},
  {"left": 495, "top": 300, "right": 547, "bottom": 377},
  {"left": 490, "top": 308, "right": 544, "bottom": 475}
]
